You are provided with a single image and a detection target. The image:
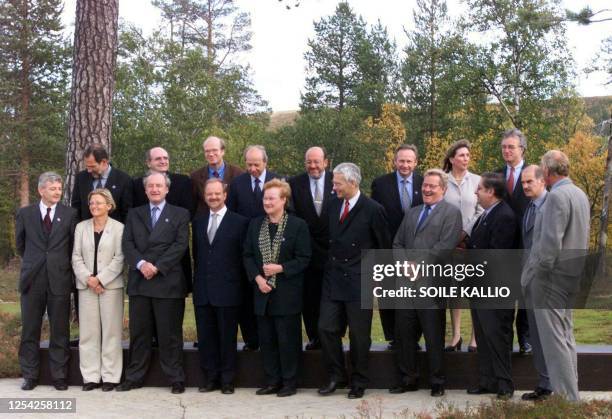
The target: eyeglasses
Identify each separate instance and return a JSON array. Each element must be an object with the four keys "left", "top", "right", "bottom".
[{"left": 88, "top": 201, "right": 107, "bottom": 206}]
